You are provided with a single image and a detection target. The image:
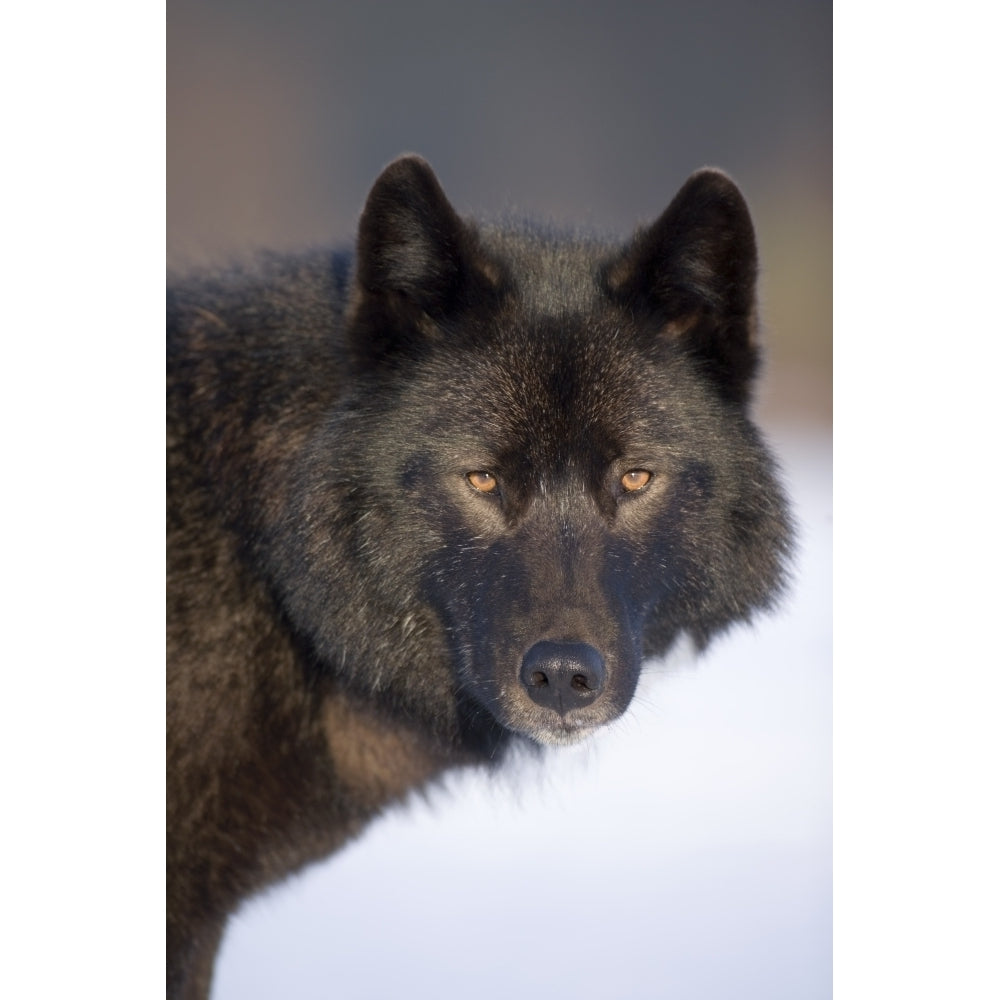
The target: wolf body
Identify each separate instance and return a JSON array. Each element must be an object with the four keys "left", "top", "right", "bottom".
[{"left": 166, "top": 156, "right": 792, "bottom": 998}]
